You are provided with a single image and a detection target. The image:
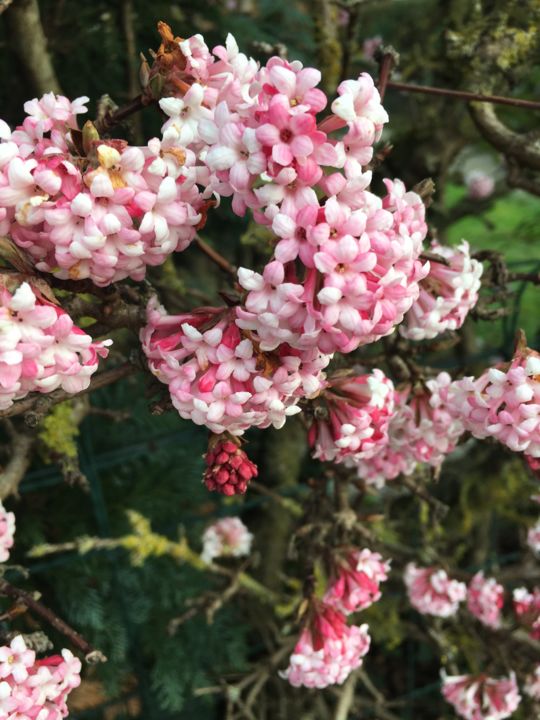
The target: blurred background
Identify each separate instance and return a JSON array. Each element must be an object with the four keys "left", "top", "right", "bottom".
[{"left": 0, "top": 0, "right": 539, "bottom": 718}]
